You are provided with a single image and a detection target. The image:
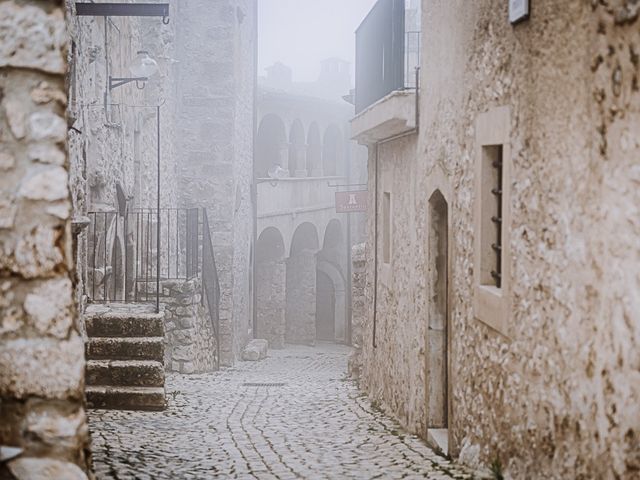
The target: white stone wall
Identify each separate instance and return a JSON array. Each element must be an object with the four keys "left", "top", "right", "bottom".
[
  {"left": 0, "top": 1, "right": 90, "bottom": 476},
  {"left": 358, "top": 0, "right": 640, "bottom": 478},
  {"left": 173, "top": 0, "right": 256, "bottom": 366}
]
